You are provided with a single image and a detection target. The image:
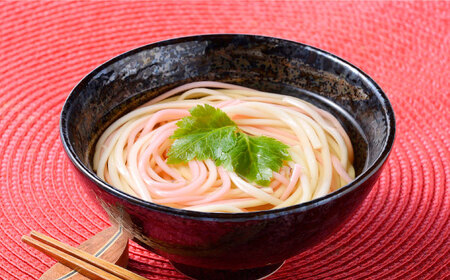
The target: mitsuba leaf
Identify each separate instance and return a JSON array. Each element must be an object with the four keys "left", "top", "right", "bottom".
[
  {"left": 167, "top": 104, "right": 238, "bottom": 164},
  {"left": 229, "top": 133, "right": 291, "bottom": 186},
  {"left": 167, "top": 104, "right": 291, "bottom": 185}
]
